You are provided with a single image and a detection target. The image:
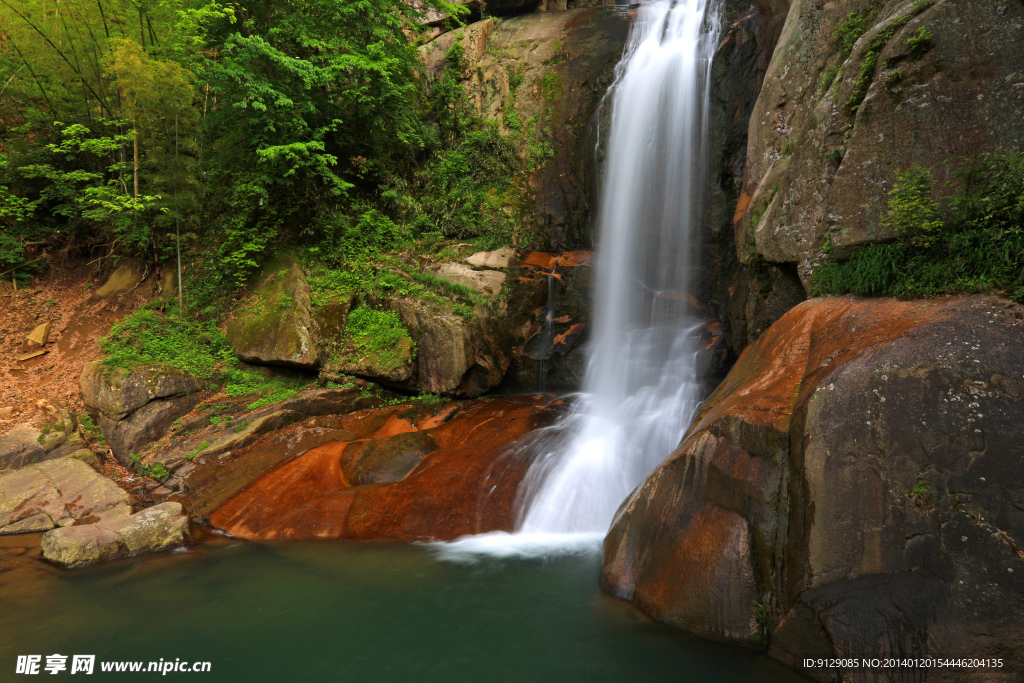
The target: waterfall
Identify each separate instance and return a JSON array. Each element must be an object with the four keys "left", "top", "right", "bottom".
[
  {"left": 516, "top": 0, "right": 721, "bottom": 535},
  {"left": 436, "top": 0, "right": 721, "bottom": 560}
]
